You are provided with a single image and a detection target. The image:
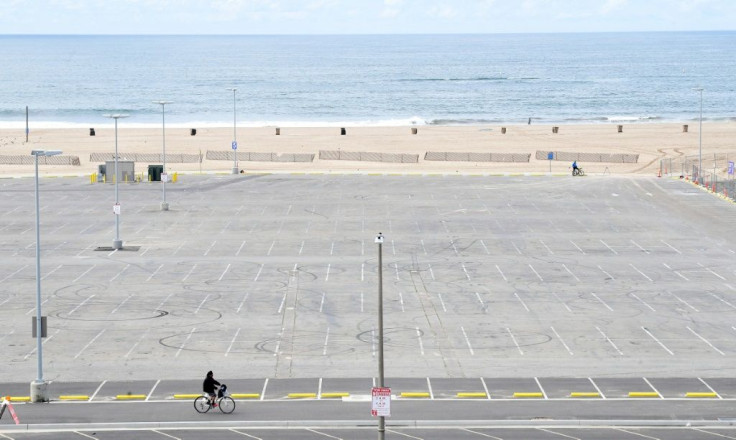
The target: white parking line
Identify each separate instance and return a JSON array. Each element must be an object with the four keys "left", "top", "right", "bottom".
[
  {"left": 591, "top": 292, "right": 614, "bottom": 312},
  {"left": 631, "top": 293, "right": 656, "bottom": 312},
  {"left": 420, "top": 239, "right": 427, "bottom": 255},
  {"left": 236, "top": 292, "right": 249, "bottom": 313},
  {"left": 475, "top": 292, "right": 487, "bottom": 312},
  {"left": 698, "top": 378, "right": 723, "bottom": 399},
  {"left": 699, "top": 262, "right": 726, "bottom": 280},
  {"left": 74, "top": 329, "right": 106, "bottom": 359},
  {"left": 110, "top": 264, "right": 130, "bottom": 282},
  {"left": 668, "top": 291, "right": 698, "bottom": 312},
  {"left": 111, "top": 294, "right": 133, "bottom": 314},
  {"left": 325, "top": 264, "right": 331, "bottom": 281},
  {"left": 588, "top": 377, "right": 606, "bottom": 399},
  {"left": 437, "top": 294, "right": 447, "bottom": 312},
  {"left": 236, "top": 240, "right": 246, "bottom": 256},
  {"left": 461, "top": 263, "right": 471, "bottom": 281},
  {"left": 507, "top": 327, "right": 523, "bottom": 355},
  {"left": 398, "top": 291, "right": 405, "bottom": 312},
  {"left": 451, "top": 240, "right": 459, "bottom": 256},
  {"left": 495, "top": 264, "right": 507, "bottom": 282},
  {"left": 194, "top": 294, "right": 210, "bottom": 314},
  {"left": 146, "top": 379, "right": 161, "bottom": 401},
  {"left": 480, "top": 239, "right": 490, "bottom": 254},
  {"left": 663, "top": 263, "right": 689, "bottom": 281},
  {"left": 266, "top": 240, "right": 275, "bottom": 256},
  {"left": 24, "top": 329, "right": 59, "bottom": 360},
  {"left": 642, "top": 327, "right": 674, "bottom": 355},
  {"left": 600, "top": 239, "right": 618, "bottom": 255},
  {"left": 155, "top": 292, "right": 175, "bottom": 311},
  {"left": 630, "top": 263, "right": 653, "bottom": 282},
  {"left": 688, "top": 326, "right": 725, "bottom": 355},
  {"left": 598, "top": 265, "right": 615, "bottom": 280},
  {"left": 394, "top": 262, "right": 400, "bottom": 280},
  {"left": 0, "top": 265, "right": 28, "bottom": 283},
  {"left": 175, "top": 327, "right": 196, "bottom": 357},
  {"left": 460, "top": 326, "right": 474, "bottom": 355},
  {"left": 642, "top": 377, "right": 664, "bottom": 399},
  {"left": 90, "top": 380, "right": 107, "bottom": 401},
  {"left": 660, "top": 239, "right": 682, "bottom": 254},
  {"left": 596, "top": 326, "right": 623, "bottom": 355},
  {"left": 319, "top": 292, "right": 326, "bottom": 313},
  {"left": 391, "top": 239, "right": 396, "bottom": 256},
  {"left": 552, "top": 292, "right": 573, "bottom": 313},
  {"left": 569, "top": 240, "right": 586, "bottom": 255},
  {"left": 41, "top": 264, "right": 62, "bottom": 280},
  {"left": 551, "top": 326, "right": 573, "bottom": 355},
  {"left": 416, "top": 327, "right": 424, "bottom": 355},
  {"left": 709, "top": 292, "right": 736, "bottom": 310},
  {"left": 182, "top": 264, "right": 197, "bottom": 282},
  {"left": 540, "top": 240, "right": 554, "bottom": 254},
  {"left": 514, "top": 292, "right": 530, "bottom": 312},
  {"left": 631, "top": 239, "right": 649, "bottom": 254},
  {"left": 511, "top": 241, "right": 522, "bottom": 255},
  {"left": 254, "top": 264, "right": 264, "bottom": 282},
  {"left": 68, "top": 294, "right": 96, "bottom": 315},
  {"left": 125, "top": 330, "right": 148, "bottom": 358},
  {"left": 225, "top": 328, "right": 241, "bottom": 357},
  {"left": 146, "top": 264, "right": 163, "bottom": 282},
  {"left": 528, "top": 264, "right": 543, "bottom": 282},
  {"left": 428, "top": 264, "right": 435, "bottom": 281},
  {"left": 218, "top": 264, "right": 231, "bottom": 281},
  {"left": 562, "top": 264, "right": 580, "bottom": 282}
]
